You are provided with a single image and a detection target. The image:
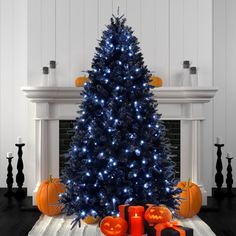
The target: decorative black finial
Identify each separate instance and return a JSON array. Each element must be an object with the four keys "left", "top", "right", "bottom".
[
  {"left": 214, "top": 142, "right": 224, "bottom": 197},
  {"left": 15, "top": 142, "right": 26, "bottom": 198},
  {"left": 4, "top": 153, "right": 14, "bottom": 197},
  {"left": 226, "top": 154, "right": 234, "bottom": 197}
]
